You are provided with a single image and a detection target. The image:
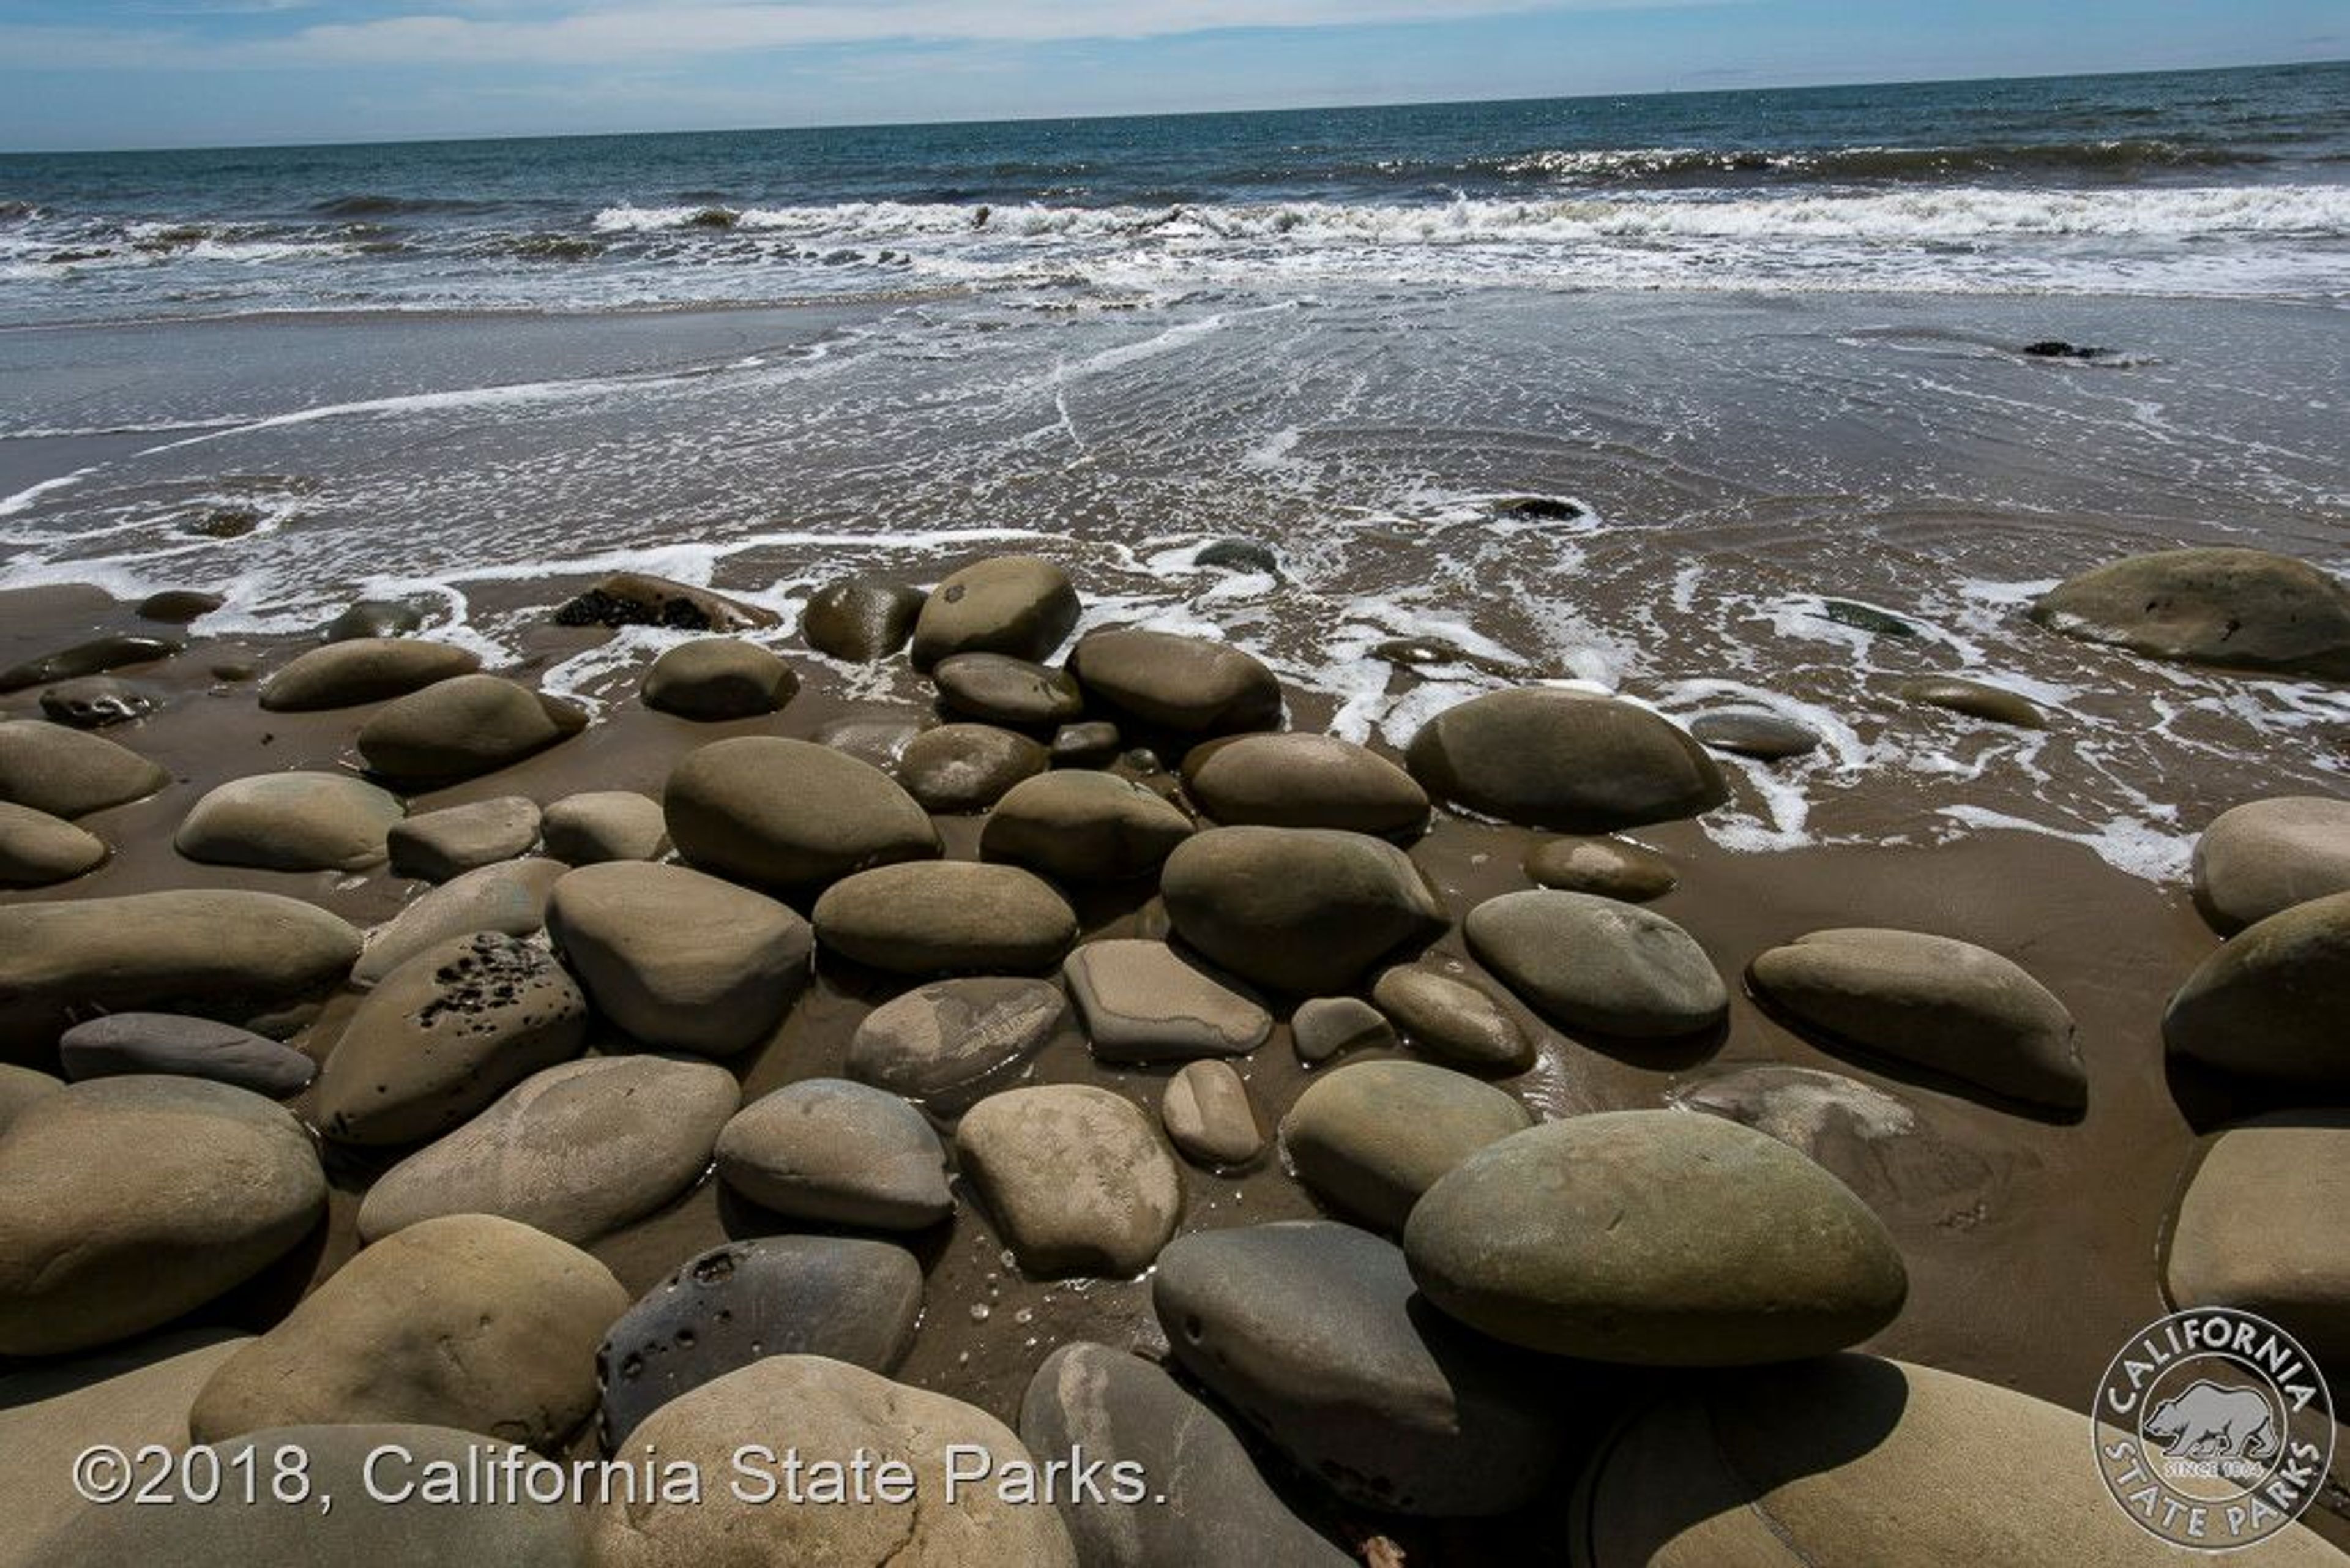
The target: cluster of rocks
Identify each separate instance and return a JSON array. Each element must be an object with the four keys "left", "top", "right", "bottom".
[{"left": 1, "top": 546, "right": 2346, "bottom": 1566}]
